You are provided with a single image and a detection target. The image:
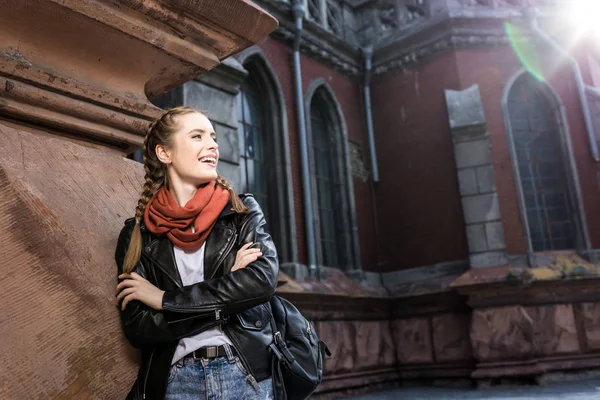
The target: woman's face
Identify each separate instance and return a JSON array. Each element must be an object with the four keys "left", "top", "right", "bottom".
[{"left": 157, "top": 112, "right": 219, "bottom": 187}]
